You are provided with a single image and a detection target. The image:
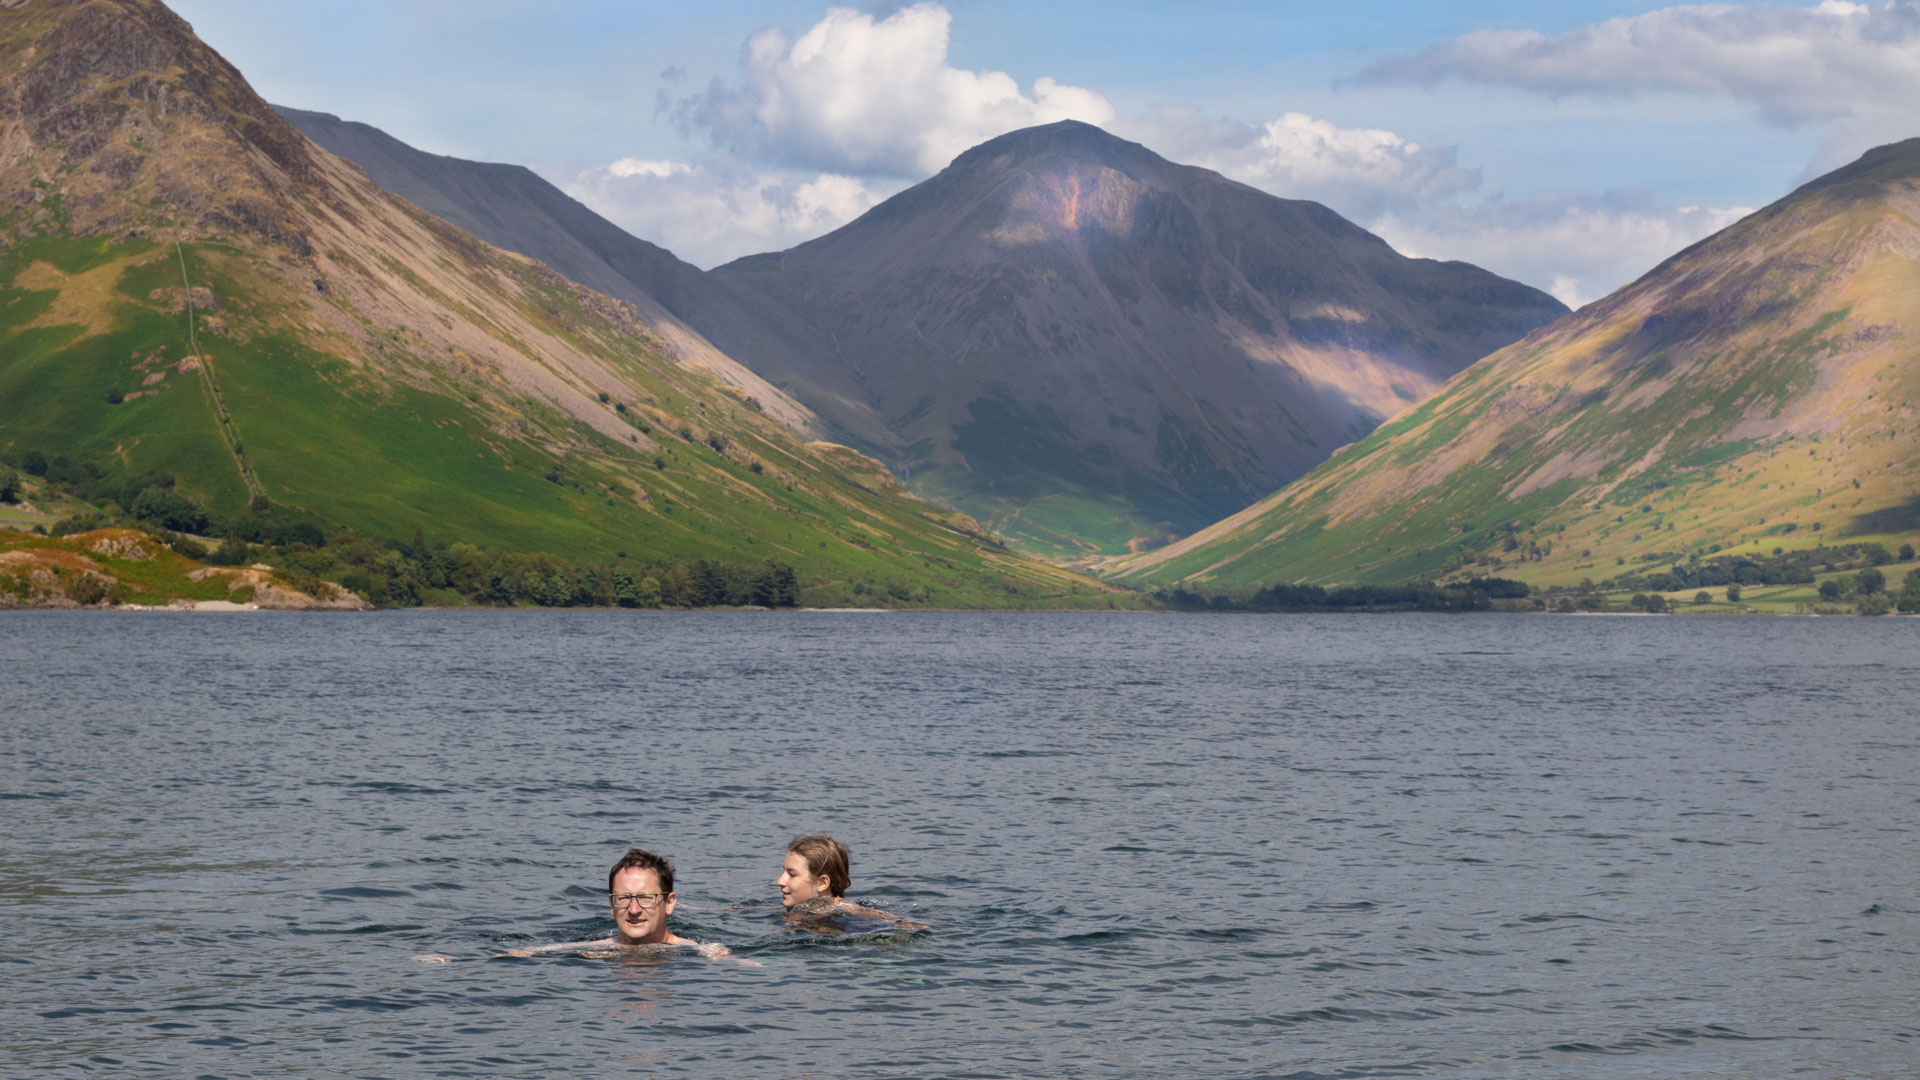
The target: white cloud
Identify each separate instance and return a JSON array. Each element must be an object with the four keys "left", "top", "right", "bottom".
[
  {"left": 1122, "top": 106, "right": 1480, "bottom": 220},
  {"left": 579, "top": 4, "right": 1769, "bottom": 301},
  {"left": 669, "top": 2, "right": 1115, "bottom": 178},
  {"left": 1117, "top": 108, "right": 1746, "bottom": 305},
  {"left": 1355, "top": 1, "right": 1920, "bottom": 170},
  {"left": 1371, "top": 192, "right": 1753, "bottom": 308},
  {"left": 607, "top": 158, "right": 692, "bottom": 179},
  {"left": 545, "top": 159, "right": 901, "bottom": 269}
]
